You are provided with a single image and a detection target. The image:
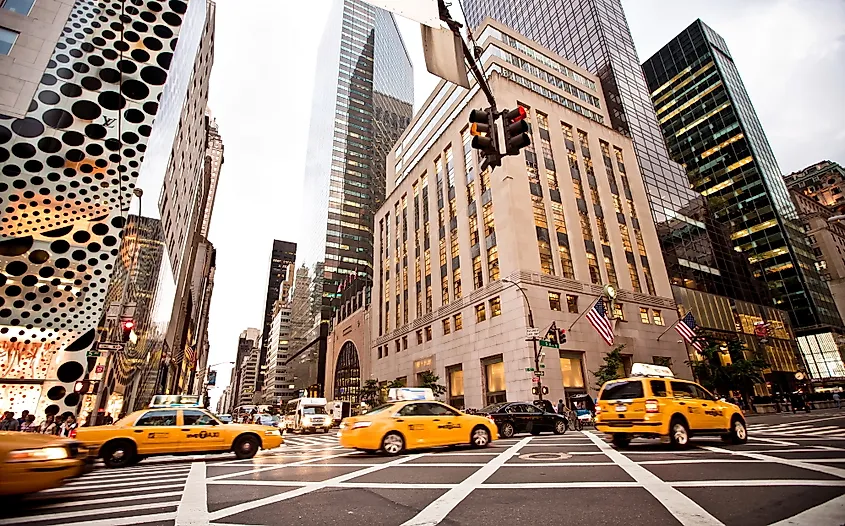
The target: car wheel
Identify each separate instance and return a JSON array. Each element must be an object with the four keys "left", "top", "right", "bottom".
[
  {"left": 471, "top": 426, "right": 491, "bottom": 448},
  {"left": 669, "top": 418, "right": 690, "bottom": 449},
  {"left": 101, "top": 441, "right": 136, "bottom": 469},
  {"left": 553, "top": 419, "right": 567, "bottom": 435},
  {"left": 611, "top": 433, "right": 630, "bottom": 449},
  {"left": 233, "top": 435, "right": 260, "bottom": 459},
  {"left": 729, "top": 417, "right": 748, "bottom": 444},
  {"left": 381, "top": 432, "right": 405, "bottom": 455},
  {"left": 500, "top": 422, "right": 515, "bottom": 438}
]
